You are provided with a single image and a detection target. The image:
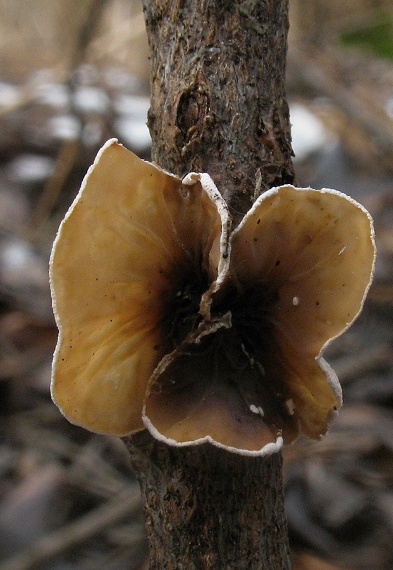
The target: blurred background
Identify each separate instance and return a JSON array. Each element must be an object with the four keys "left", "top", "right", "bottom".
[{"left": 0, "top": 1, "right": 393, "bottom": 568}]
